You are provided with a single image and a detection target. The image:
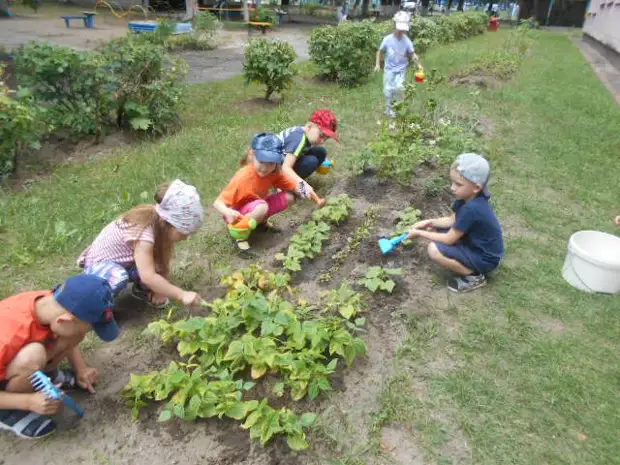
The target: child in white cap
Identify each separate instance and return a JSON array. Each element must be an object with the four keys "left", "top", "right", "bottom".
[
  {"left": 77, "top": 179, "right": 204, "bottom": 308},
  {"left": 375, "top": 11, "right": 423, "bottom": 118},
  {"left": 407, "top": 153, "right": 504, "bottom": 293}
]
